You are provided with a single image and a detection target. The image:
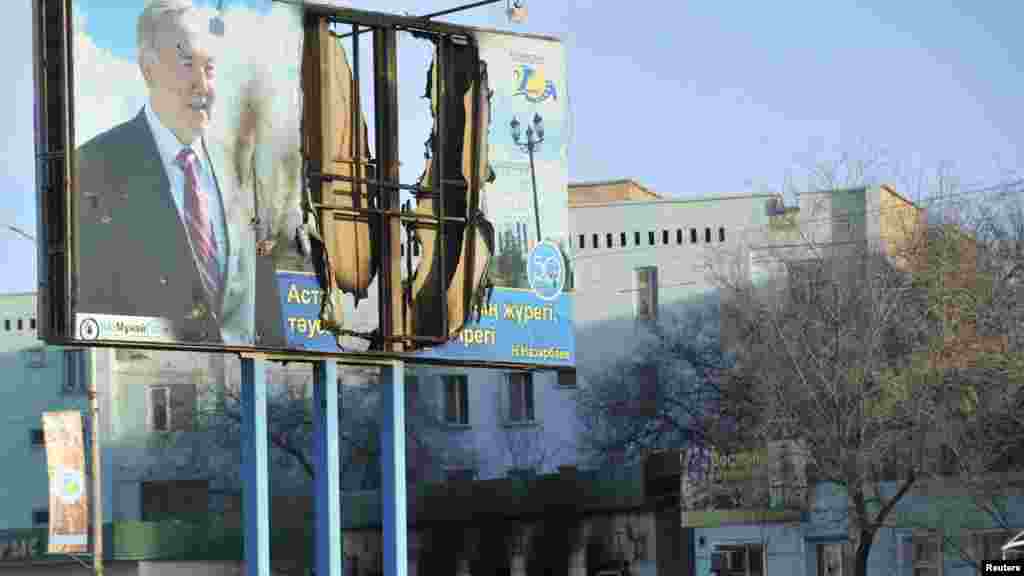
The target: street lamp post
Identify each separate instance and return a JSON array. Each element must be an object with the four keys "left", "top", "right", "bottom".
[{"left": 510, "top": 113, "right": 545, "bottom": 246}]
